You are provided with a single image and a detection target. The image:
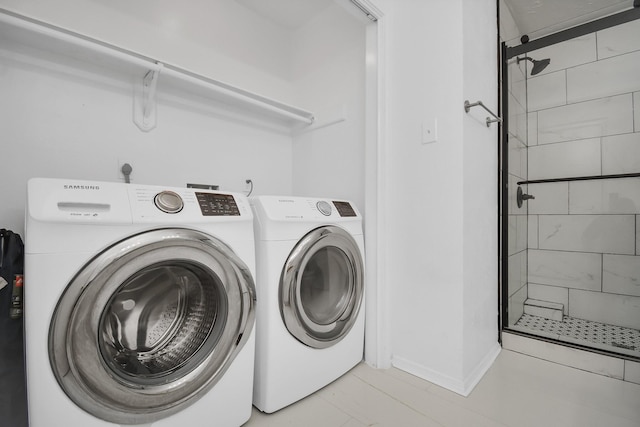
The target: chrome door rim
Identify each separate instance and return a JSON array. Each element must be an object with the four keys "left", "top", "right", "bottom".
[
  {"left": 49, "top": 228, "right": 255, "bottom": 425},
  {"left": 279, "top": 226, "right": 364, "bottom": 349}
]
